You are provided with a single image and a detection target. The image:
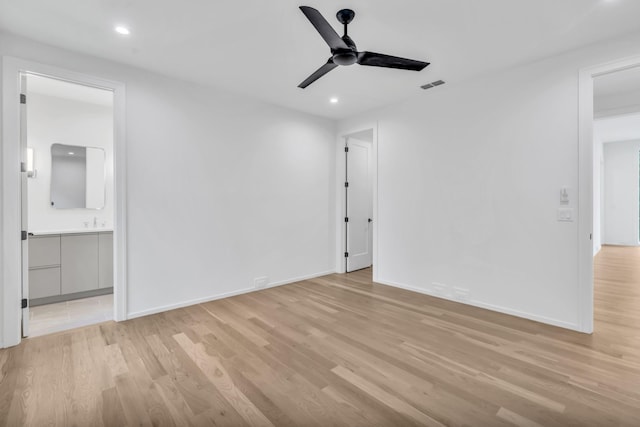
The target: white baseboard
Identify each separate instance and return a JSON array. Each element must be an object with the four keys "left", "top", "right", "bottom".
[
  {"left": 375, "top": 278, "right": 581, "bottom": 332},
  {"left": 126, "top": 269, "right": 335, "bottom": 320},
  {"left": 266, "top": 270, "right": 335, "bottom": 289}
]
